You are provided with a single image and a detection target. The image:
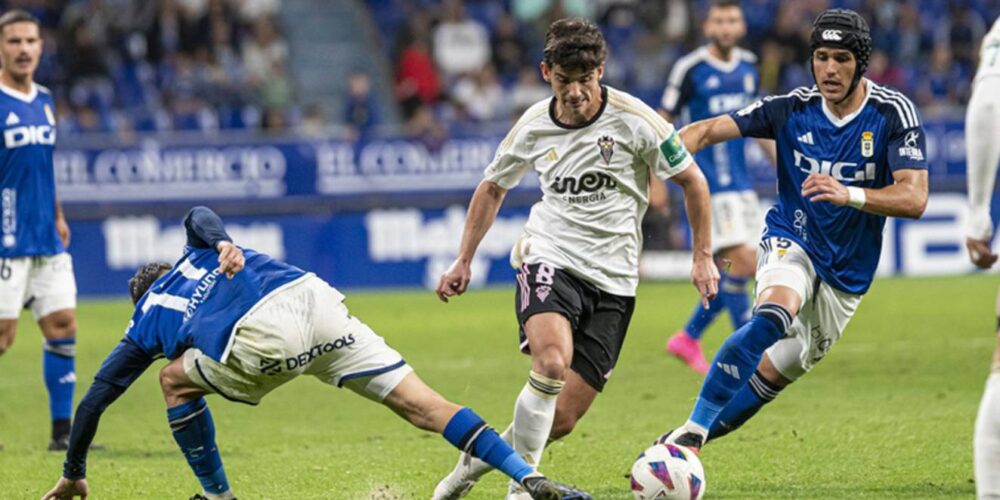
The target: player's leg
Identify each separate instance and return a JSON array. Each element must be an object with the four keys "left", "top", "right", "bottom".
[
  {"left": 549, "top": 369, "right": 598, "bottom": 441},
  {"left": 662, "top": 237, "right": 808, "bottom": 449},
  {"left": 974, "top": 289, "right": 1000, "bottom": 499},
  {"left": 0, "top": 256, "right": 30, "bottom": 355},
  {"left": 719, "top": 243, "right": 755, "bottom": 329},
  {"left": 708, "top": 352, "right": 790, "bottom": 441},
  {"left": 159, "top": 355, "right": 235, "bottom": 500},
  {"left": 668, "top": 196, "right": 731, "bottom": 372},
  {"left": 30, "top": 253, "right": 79, "bottom": 450},
  {"left": 708, "top": 280, "right": 860, "bottom": 443}
]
